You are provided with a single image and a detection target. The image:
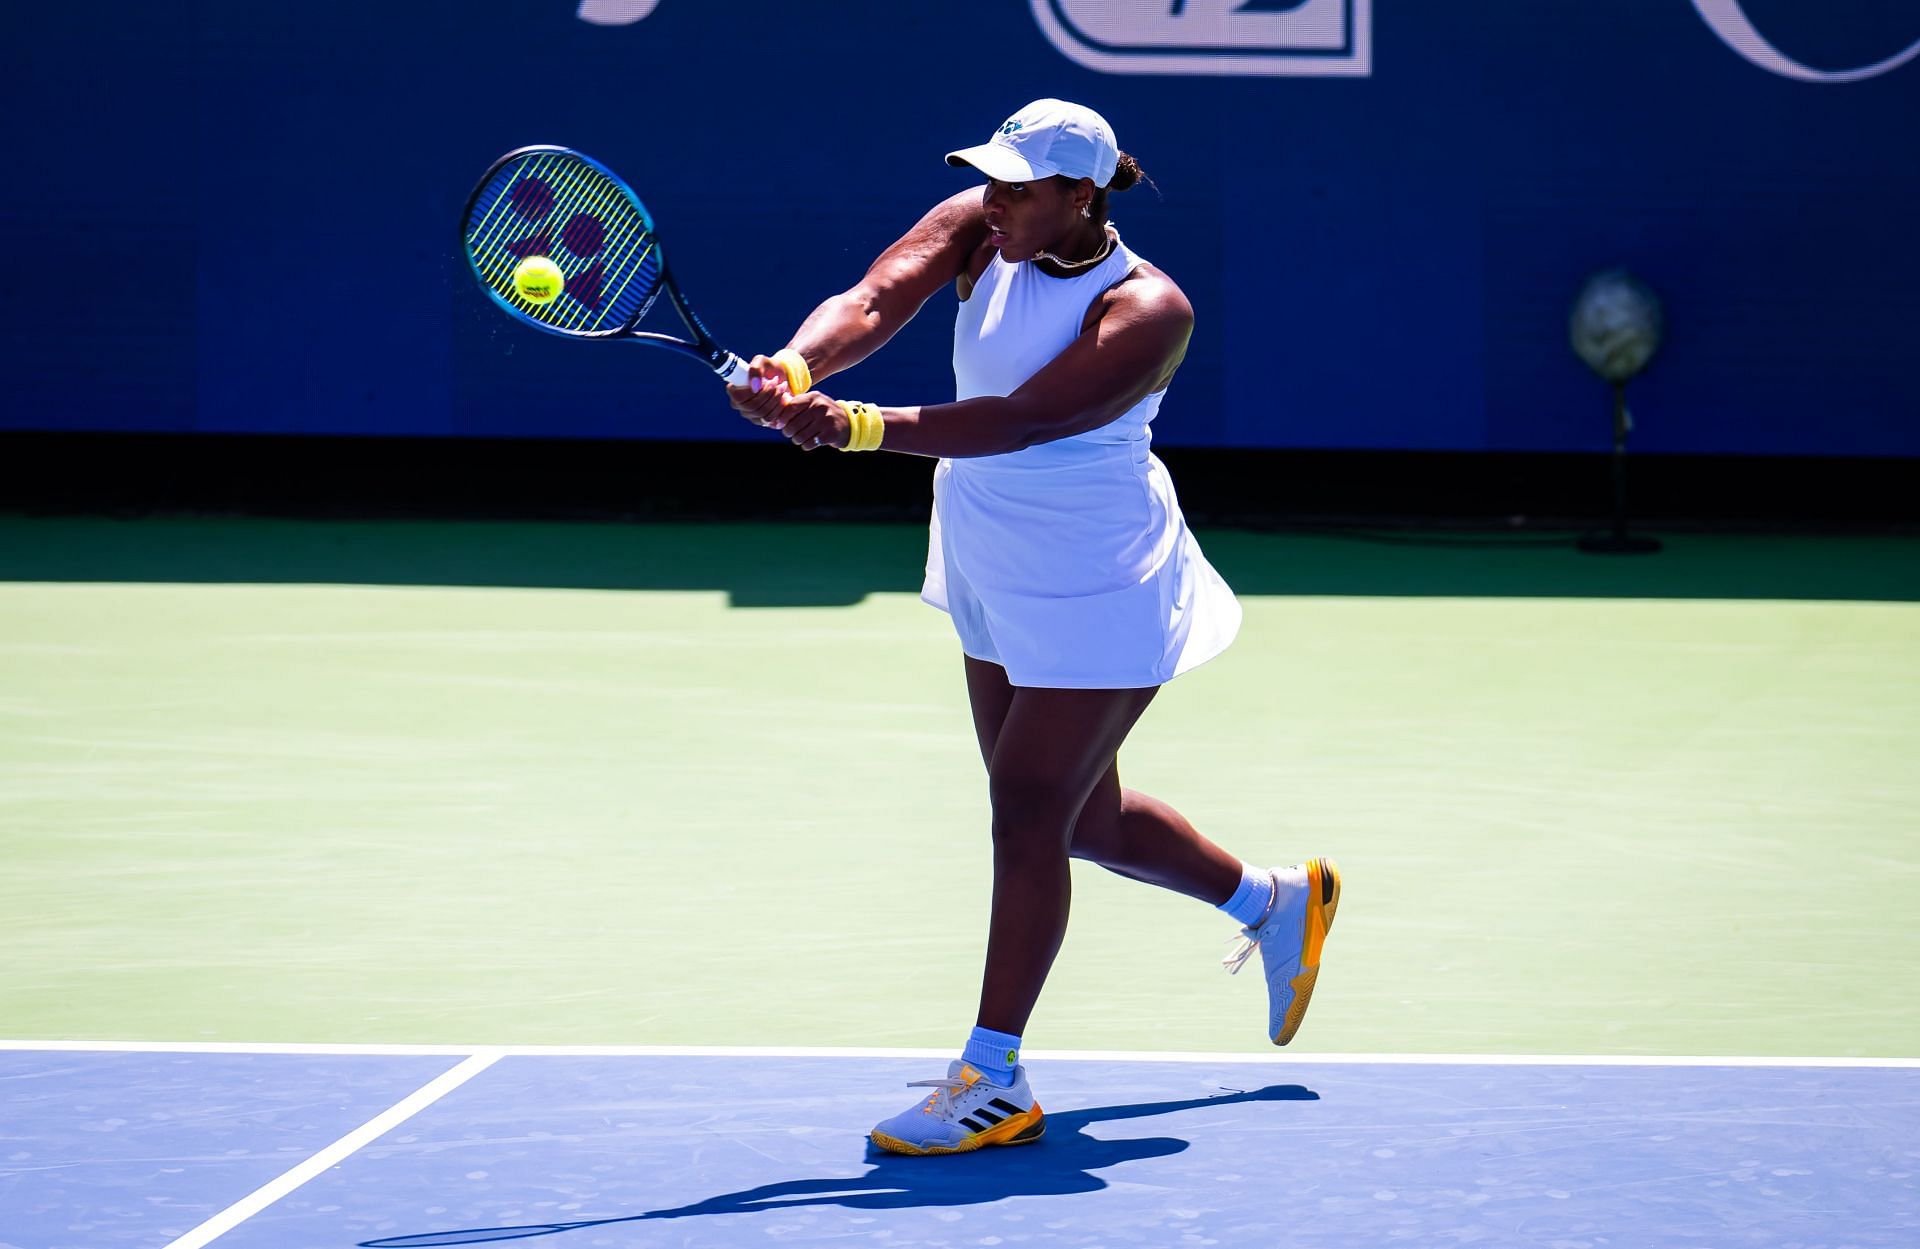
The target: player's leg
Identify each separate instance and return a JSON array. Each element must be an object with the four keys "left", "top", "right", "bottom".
[
  {"left": 974, "top": 680, "right": 1159, "bottom": 1035},
  {"left": 875, "top": 656, "right": 1337, "bottom": 1158},
  {"left": 1067, "top": 762, "right": 1241, "bottom": 901},
  {"left": 972, "top": 655, "right": 1251, "bottom": 906},
  {"left": 871, "top": 662, "right": 1153, "bottom": 1156},
  {"left": 963, "top": 654, "right": 1018, "bottom": 769},
  {"left": 971, "top": 656, "right": 1240, "bottom": 898}
]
